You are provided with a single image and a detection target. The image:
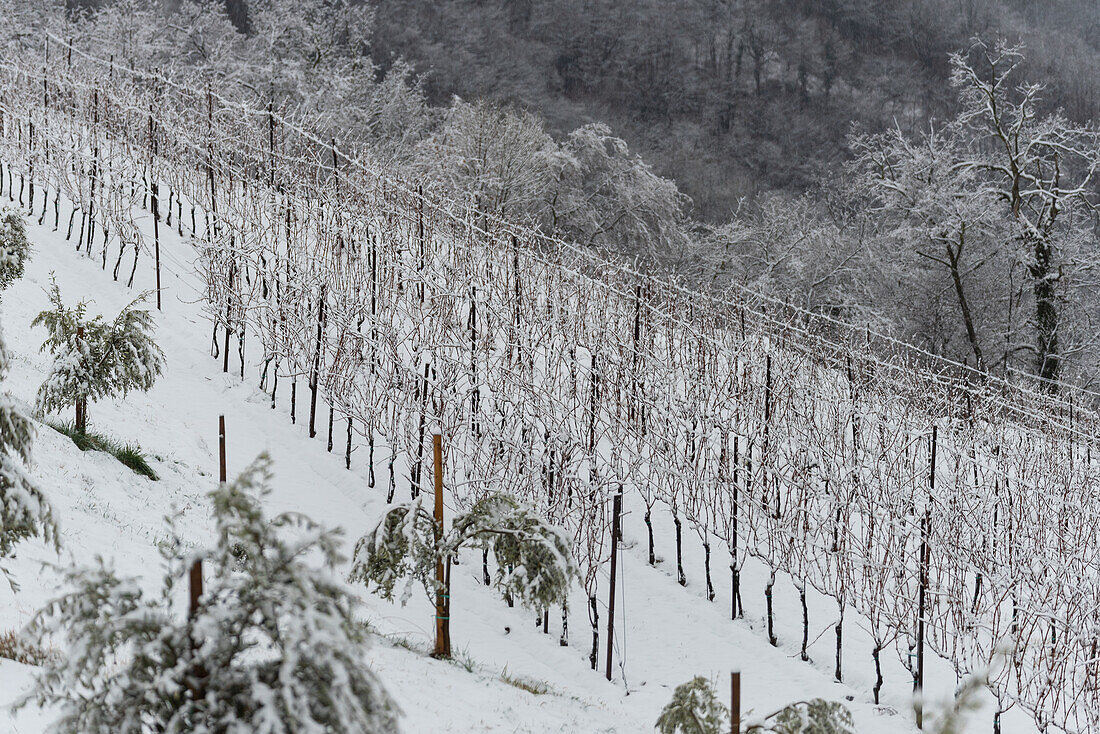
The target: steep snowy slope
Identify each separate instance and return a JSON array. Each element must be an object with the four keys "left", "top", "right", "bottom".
[{"left": 0, "top": 211, "right": 1035, "bottom": 733}]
